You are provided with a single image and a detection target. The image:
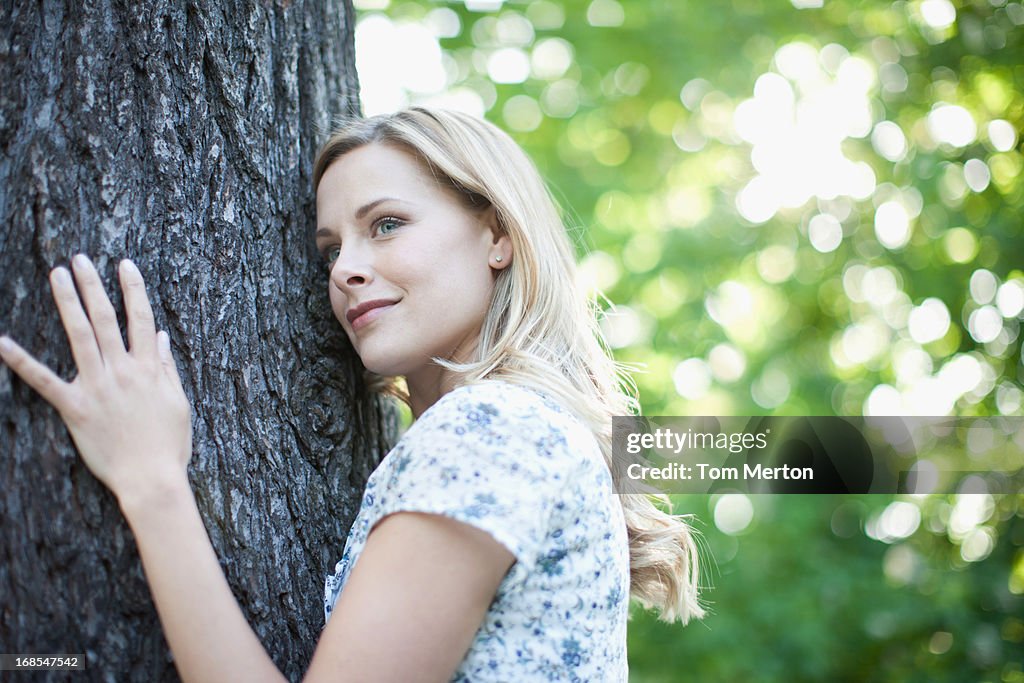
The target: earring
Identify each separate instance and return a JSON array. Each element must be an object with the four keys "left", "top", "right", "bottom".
[{"left": 494, "top": 255, "right": 503, "bottom": 263}]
